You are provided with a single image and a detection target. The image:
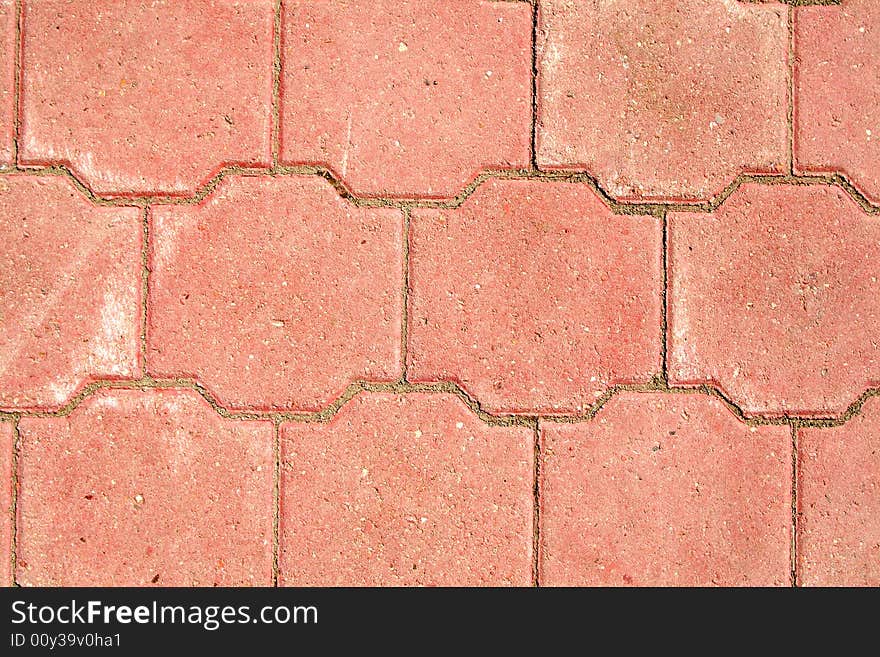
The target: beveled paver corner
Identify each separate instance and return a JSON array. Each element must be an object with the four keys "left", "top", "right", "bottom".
[
  {"left": 280, "top": 0, "right": 531, "bottom": 198},
  {"left": 19, "top": 0, "right": 274, "bottom": 196},
  {"left": 279, "top": 392, "right": 534, "bottom": 586},
  {"left": 0, "top": 175, "right": 142, "bottom": 411},
  {"left": 408, "top": 178, "right": 662, "bottom": 414},
  {"left": 669, "top": 184, "right": 880, "bottom": 417},
  {"left": 16, "top": 388, "right": 274, "bottom": 587},
  {"left": 537, "top": 0, "right": 789, "bottom": 201},
  {"left": 148, "top": 175, "right": 403, "bottom": 412},
  {"left": 540, "top": 393, "right": 792, "bottom": 586},
  {"left": 798, "top": 397, "right": 880, "bottom": 586},
  {"left": 795, "top": 0, "right": 880, "bottom": 205}
]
